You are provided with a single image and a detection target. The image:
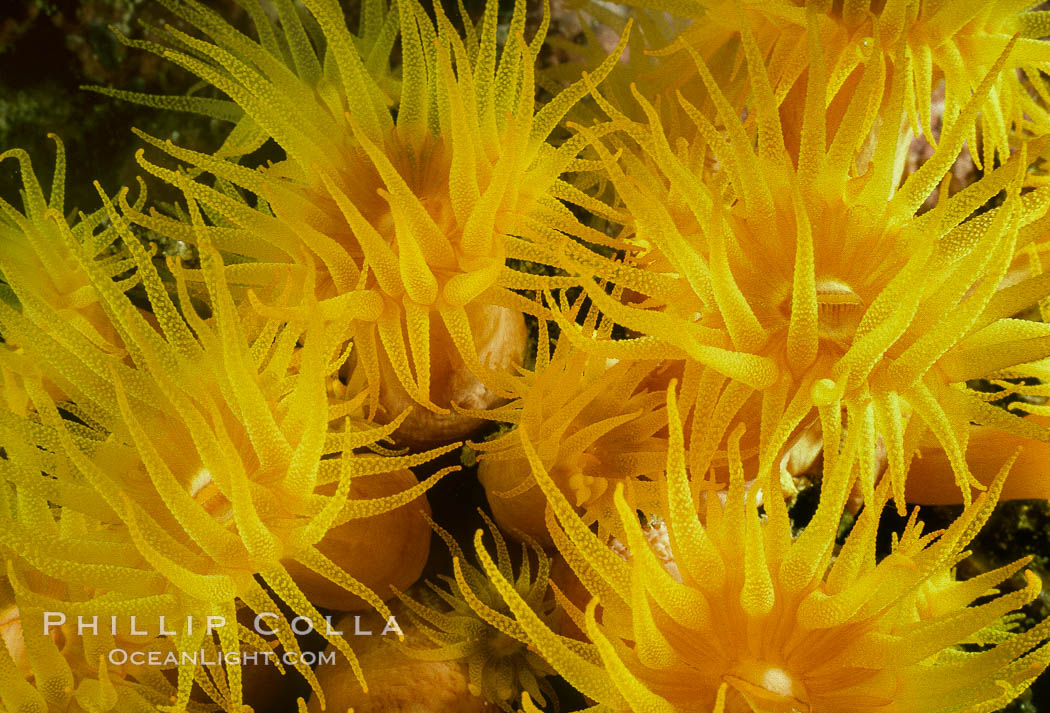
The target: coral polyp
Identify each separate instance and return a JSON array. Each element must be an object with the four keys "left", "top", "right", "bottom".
[
  {"left": 0, "top": 185, "right": 453, "bottom": 710},
  {"left": 593, "top": 0, "right": 1050, "bottom": 166},
  {"left": 564, "top": 15, "right": 1050, "bottom": 508},
  {"left": 474, "top": 329, "right": 672, "bottom": 544},
  {"left": 109, "top": 0, "right": 631, "bottom": 441},
  {"left": 489, "top": 385, "right": 1050, "bottom": 713},
  {"left": 0, "top": 136, "right": 130, "bottom": 360},
  {"left": 0, "top": 497, "right": 189, "bottom": 713},
  {"left": 398, "top": 513, "right": 557, "bottom": 712}
]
